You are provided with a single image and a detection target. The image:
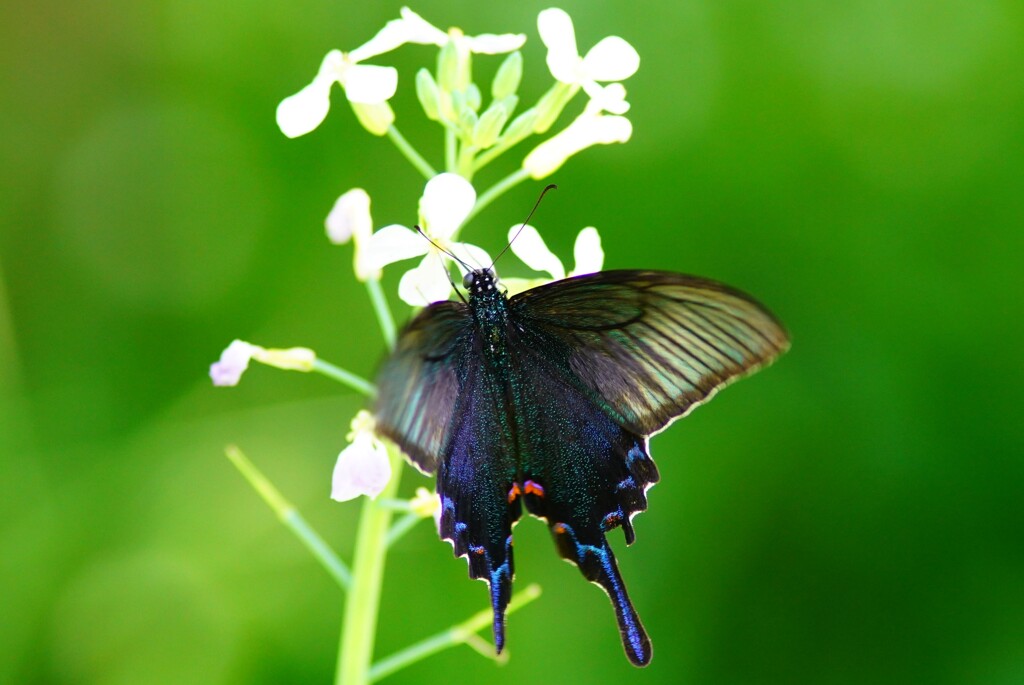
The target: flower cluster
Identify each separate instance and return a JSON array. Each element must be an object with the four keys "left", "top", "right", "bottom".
[{"left": 215, "top": 7, "right": 638, "bottom": 500}]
